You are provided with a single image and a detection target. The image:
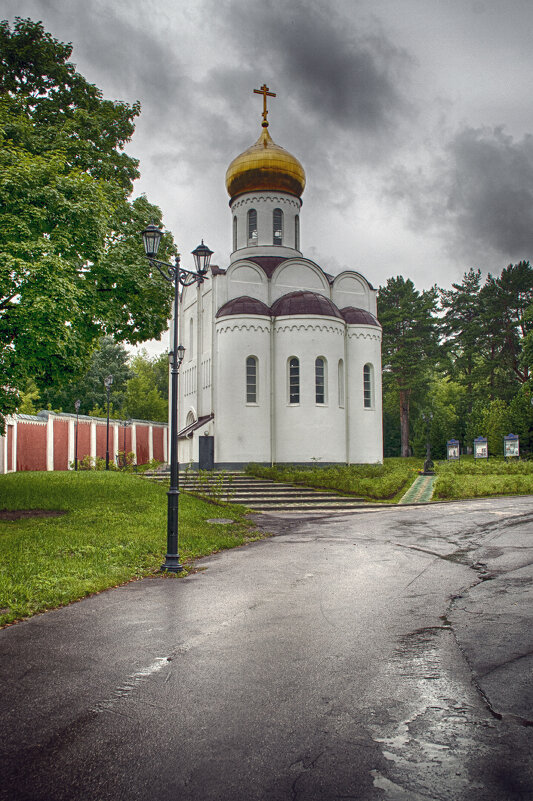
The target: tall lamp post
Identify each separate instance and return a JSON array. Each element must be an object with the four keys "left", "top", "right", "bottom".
[
  {"left": 122, "top": 419, "right": 131, "bottom": 469},
  {"left": 141, "top": 224, "right": 212, "bottom": 572},
  {"left": 104, "top": 374, "right": 113, "bottom": 470},
  {"left": 421, "top": 410, "right": 435, "bottom": 474},
  {"left": 74, "top": 399, "right": 81, "bottom": 470}
]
